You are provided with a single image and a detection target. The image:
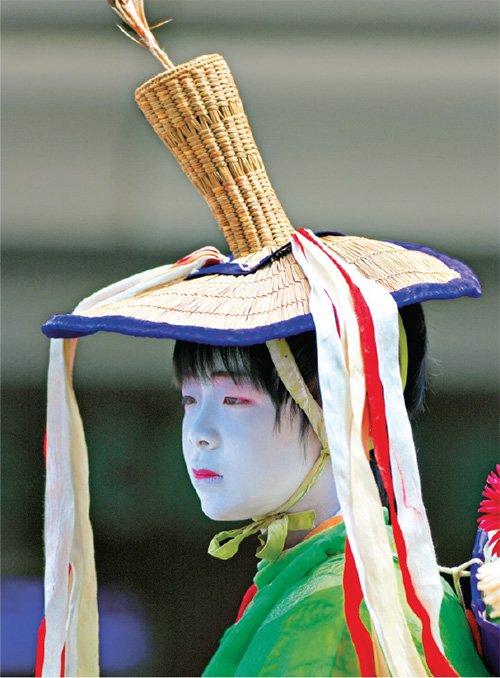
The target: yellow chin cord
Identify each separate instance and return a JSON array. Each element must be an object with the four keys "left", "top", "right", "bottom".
[
  {"left": 208, "top": 449, "right": 329, "bottom": 562},
  {"left": 209, "top": 317, "right": 408, "bottom": 562}
]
